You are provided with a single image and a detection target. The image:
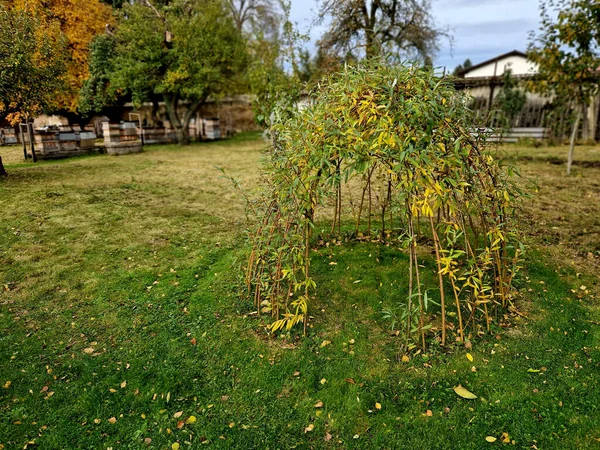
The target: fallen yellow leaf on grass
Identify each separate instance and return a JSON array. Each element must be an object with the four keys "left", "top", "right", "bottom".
[
  {"left": 485, "top": 436, "right": 497, "bottom": 443},
  {"left": 120, "top": 381, "right": 127, "bottom": 388},
  {"left": 173, "top": 411, "right": 183, "bottom": 419},
  {"left": 375, "top": 402, "right": 382, "bottom": 410},
  {"left": 108, "top": 417, "right": 117, "bottom": 424},
  {"left": 453, "top": 385, "right": 477, "bottom": 399},
  {"left": 83, "top": 347, "right": 94, "bottom": 354},
  {"left": 304, "top": 424, "right": 314, "bottom": 433},
  {"left": 314, "top": 400, "right": 323, "bottom": 408},
  {"left": 466, "top": 353, "right": 473, "bottom": 362},
  {"left": 401, "top": 355, "right": 410, "bottom": 363},
  {"left": 320, "top": 378, "right": 327, "bottom": 385},
  {"left": 109, "top": 388, "right": 117, "bottom": 393},
  {"left": 186, "top": 416, "right": 197, "bottom": 424},
  {"left": 320, "top": 340, "right": 331, "bottom": 348},
  {"left": 171, "top": 443, "right": 180, "bottom": 450},
  {"left": 2, "top": 381, "right": 10, "bottom": 389}
]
